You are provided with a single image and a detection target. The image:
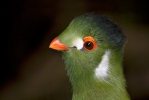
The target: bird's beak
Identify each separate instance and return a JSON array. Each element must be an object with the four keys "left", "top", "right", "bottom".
[{"left": 49, "top": 38, "right": 68, "bottom": 51}]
